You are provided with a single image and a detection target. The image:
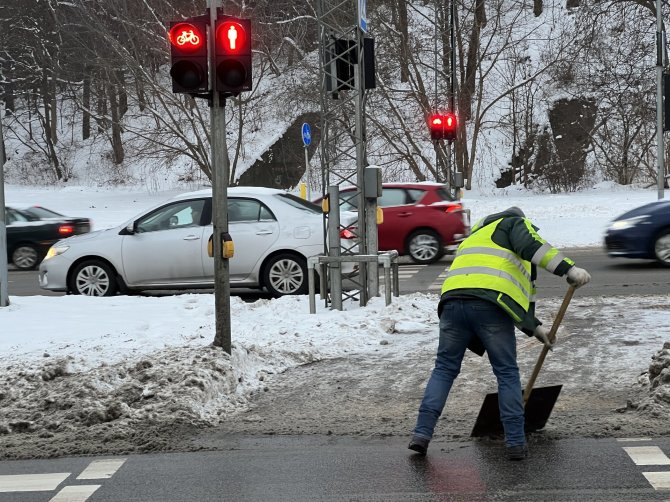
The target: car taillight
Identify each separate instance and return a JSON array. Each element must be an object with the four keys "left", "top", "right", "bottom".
[
  {"left": 445, "top": 203, "right": 463, "bottom": 213},
  {"left": 58, "top": 224, "right": 74, "bottom": 235},
  {"left": 340, "top": 228, "right": 357, "bottom": 239}
]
